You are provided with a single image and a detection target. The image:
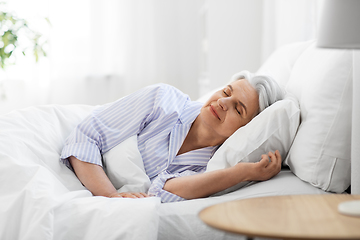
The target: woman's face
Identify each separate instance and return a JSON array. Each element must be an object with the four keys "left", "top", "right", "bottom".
[{"left": 199, "top": 78, "right": 259, "bottom": 143}]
